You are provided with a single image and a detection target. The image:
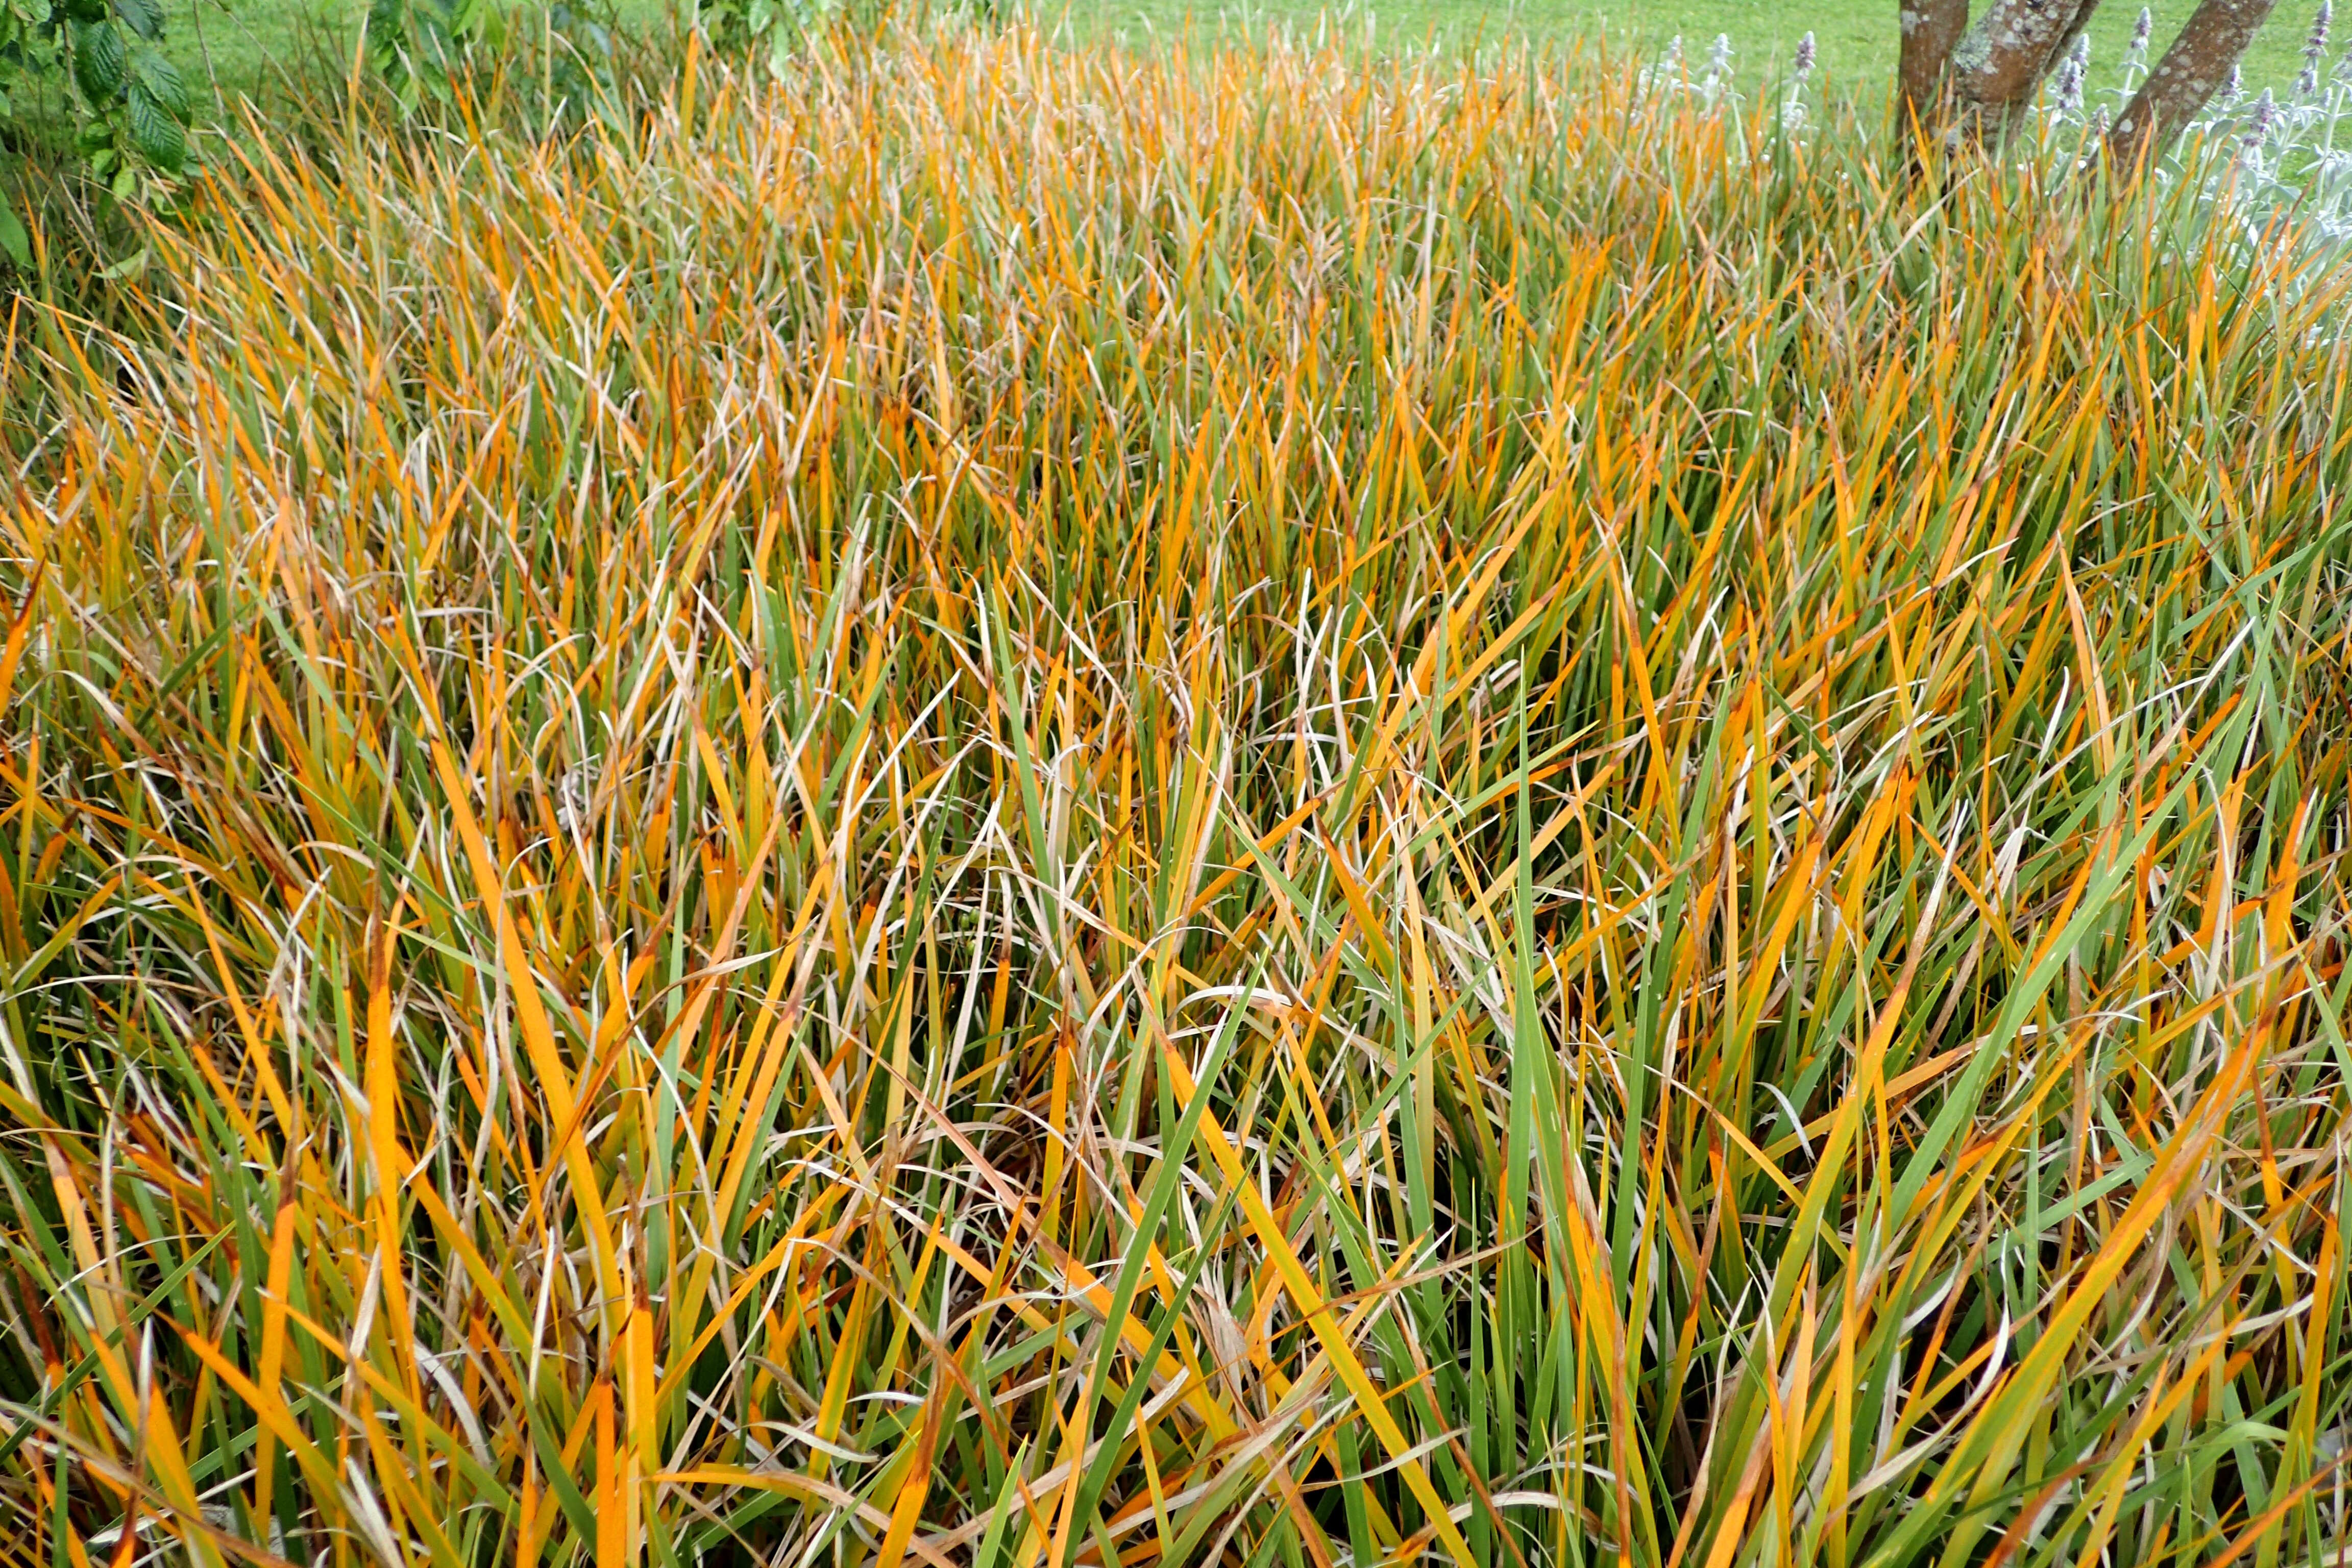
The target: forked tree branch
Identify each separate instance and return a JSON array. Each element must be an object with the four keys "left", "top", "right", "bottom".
[
  {"left": 1950, "top": 0, "right": 2102, "bottom": 138},
  {"left": 1899, "top": 0, "right": 2104, "bottom": 147}
]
